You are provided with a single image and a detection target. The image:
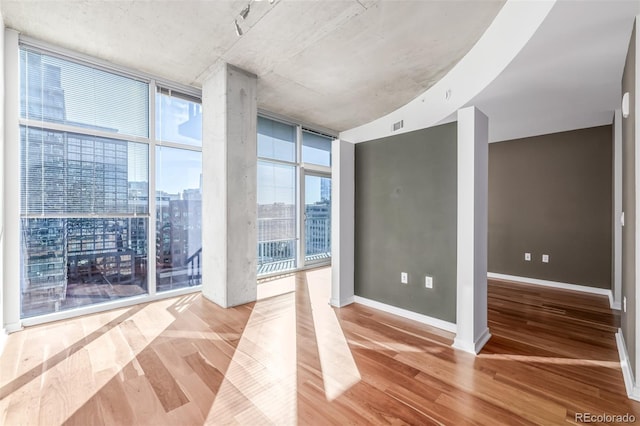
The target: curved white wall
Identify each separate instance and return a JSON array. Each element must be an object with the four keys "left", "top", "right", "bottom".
[{"left": 339, "top": 0, "right": 556, "bottom": 143}]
